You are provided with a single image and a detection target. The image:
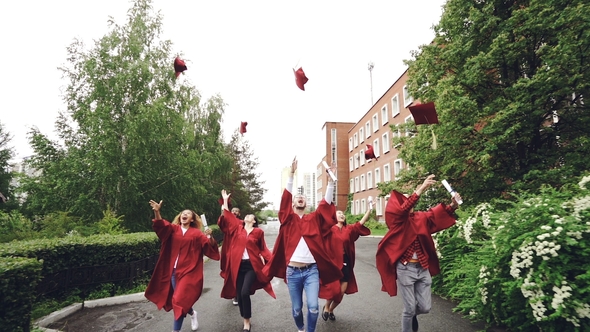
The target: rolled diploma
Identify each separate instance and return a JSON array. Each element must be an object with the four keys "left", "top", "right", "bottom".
[
  {"left": 322, "top": 161, "right": 337, "bottom": 181},
  {"left": 368, "top": 196, "right": 374, "bottom": 210},
  {"left": 200, "top": 214, "right": 211, "bottom": 238},
  {"left": 441, "top": 180, "right": 463, "bottom": 205}
]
